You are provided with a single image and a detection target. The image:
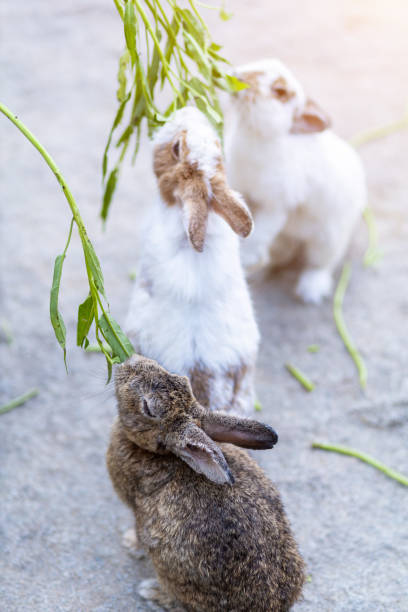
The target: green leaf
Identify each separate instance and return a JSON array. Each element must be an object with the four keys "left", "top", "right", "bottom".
[
  {"left": 117, "top": 49, "right": 130, "bottom": 102},
  {"left": 82, "top": 237, "right": 106, "bottom": 298},
  {"left": 147, "top": 28, "right": 161, "bottom": 93},
  {"left": 219, "top": 6, "right": 233, "bottom": 21},
  {"left": 77, "top": 294, "right": 94, "bottom": 347},
  {"left": 161, "top": 16, "right": 180, "bottom": 86},
  {"left": 102, "top": 92, "right": 131, "bottom": 179},
  {"left": 124, "top": 0, "right": 138, "bottom": 65},
  {"left": 98, "top": 312, "right": 134, "bottom": 362},
  {"left": 224, "top": 74, "right": 248, "bottom": 92},
  {"left": 194, "top": 96, "right": 222, "bottom": 125},
  {"left": 178, "top": 8, "right": 205, "bottom": 49},
  {"left": 101, "top": 167, "right": 119, "bottom": 222},
  {"left": 50, "top": 254, "right": 67, "bottom": 367},
  {"left": 183, "top": 30, "right": 211, "bottom": 80}
]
